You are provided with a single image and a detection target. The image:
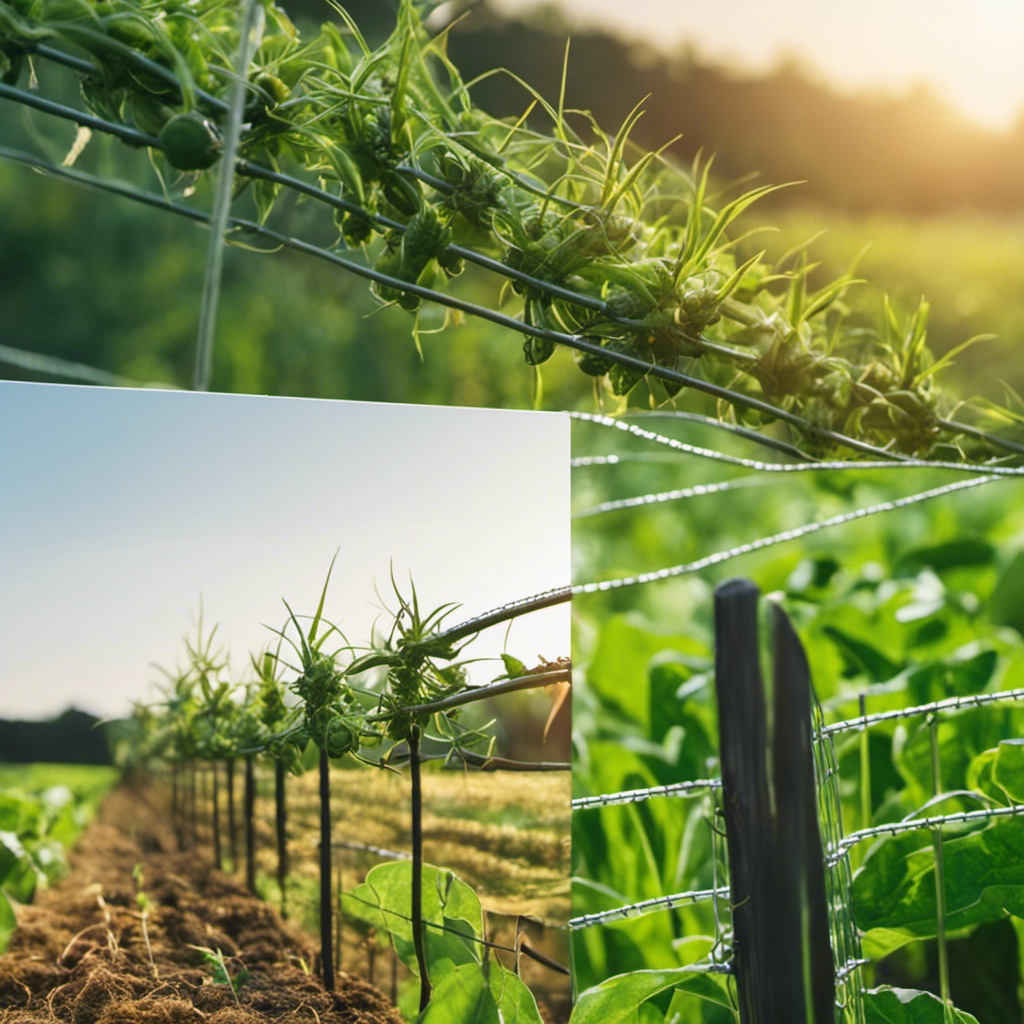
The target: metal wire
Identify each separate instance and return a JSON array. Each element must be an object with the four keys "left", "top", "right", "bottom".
[
  {"left": 820, "top": 686, "right": 1024, "bottom": 738},
  {"left": 572, "top": 779, "right": 721, "bottom": 811},
  {"left": 825, "top": 802, "right": 1024, "bottom": 866},
  {"left": 573, "top": 473, "right": 1003, "bottom": 595},
  {"left": 571, "top": 412, "right": 1024, "bottom": 478},
  {"left": 573, "top": 478, "right": 762, "bottom": 519},
  {"left": 568, "top": 887, "right": 730, "bottom": 930}
]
